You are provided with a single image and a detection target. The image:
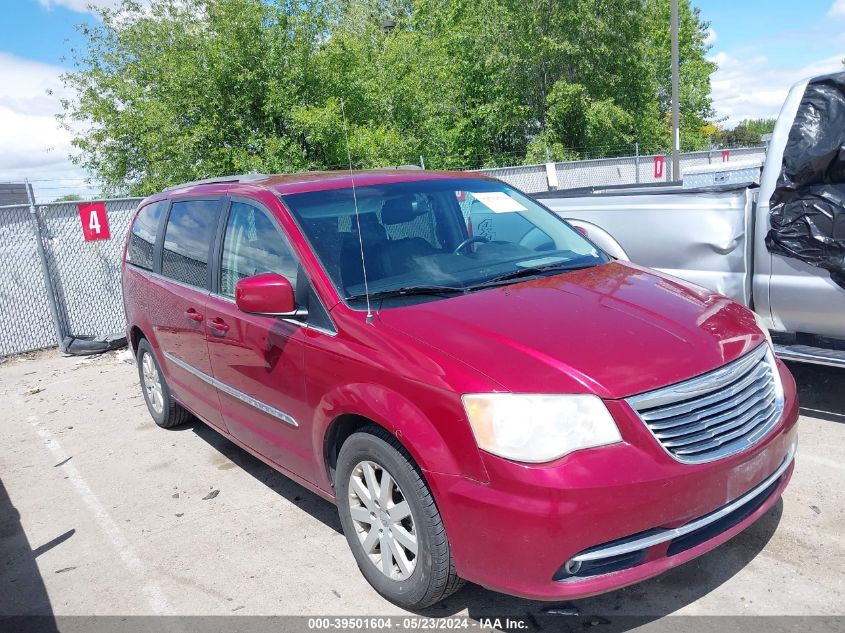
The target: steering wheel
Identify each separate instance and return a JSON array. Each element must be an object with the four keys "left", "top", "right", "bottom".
[{"left": 453, "top": 236, "right": 489, "bottom": 254}]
